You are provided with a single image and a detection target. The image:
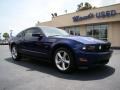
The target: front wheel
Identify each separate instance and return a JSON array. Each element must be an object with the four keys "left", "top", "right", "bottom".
[
  {"left": 11, "top": 45, "right": 21, "bottom": 61},
  {"left": 54, "top": 48, "right": 76, "bottom": 73}
]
